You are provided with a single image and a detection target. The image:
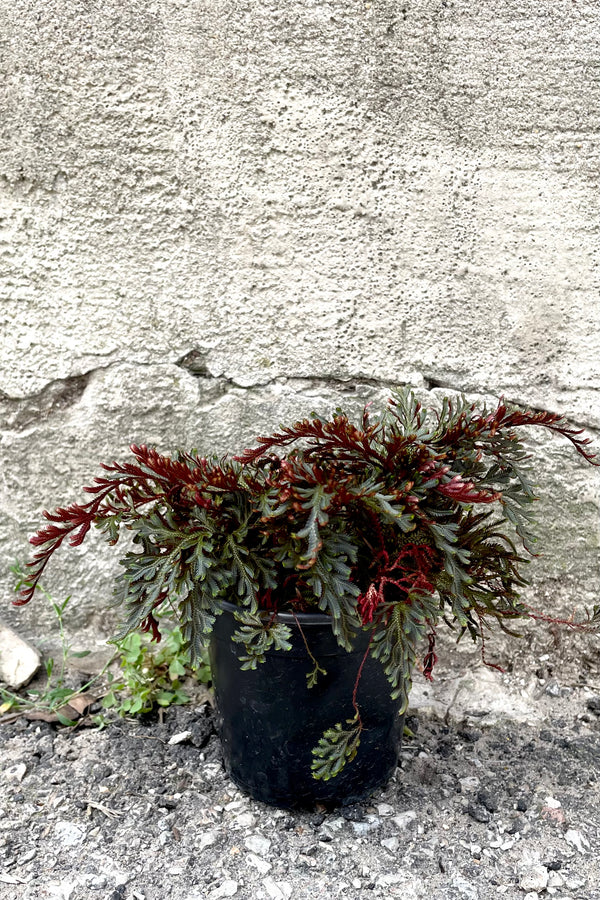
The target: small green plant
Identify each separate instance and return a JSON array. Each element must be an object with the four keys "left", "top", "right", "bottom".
[
  {"left": 1, "top": 565, "right": 210, "bottom": 724},
  {"left": 102, "top": 625, "right": 210, "bottom": 717},
  {"left": 0, "top": 563, "right": 103, "bottom": 724}
]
